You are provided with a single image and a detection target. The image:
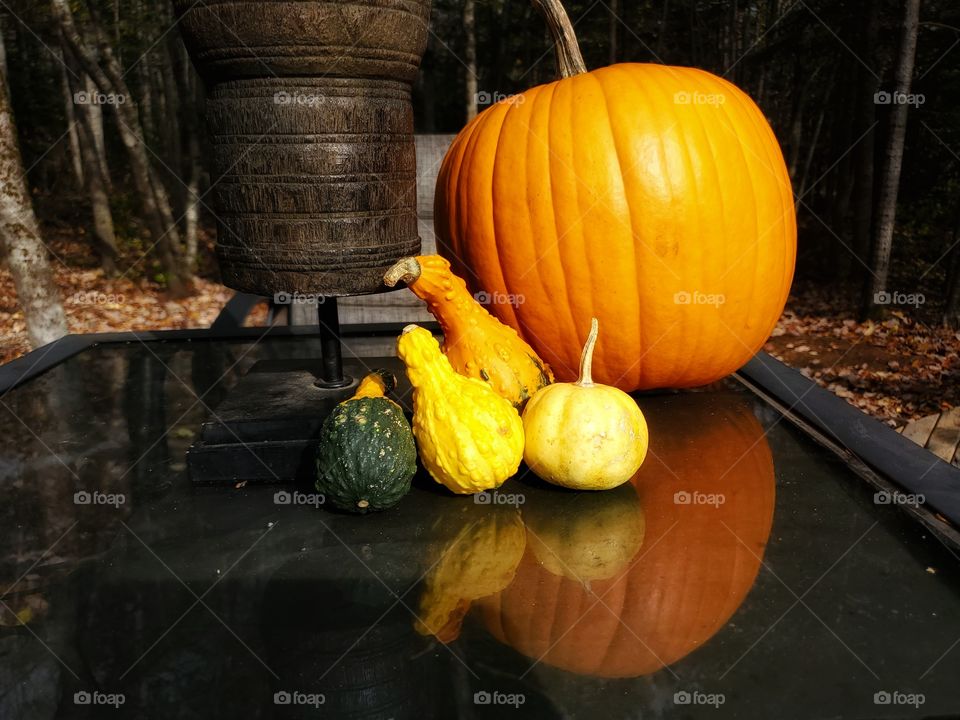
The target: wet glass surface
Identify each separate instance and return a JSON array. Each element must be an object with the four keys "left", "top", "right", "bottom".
[{"left": 1, "top": 336, "right": 959, "bottom": 719}]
